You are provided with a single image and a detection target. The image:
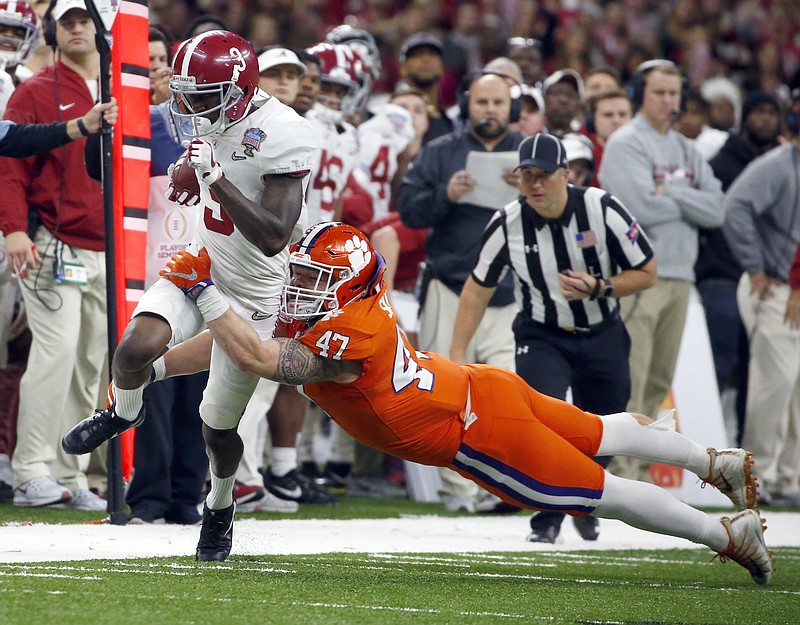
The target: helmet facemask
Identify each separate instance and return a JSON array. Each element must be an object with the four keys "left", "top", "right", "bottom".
[
  {"left": 0, "top": 3, "right": 39, "bottom": 70},
  {"left": 316, "top": 76, "right": 358, "bottom": 124},
  {"left": 281, "top": 255, "right": 354, "bottom": 320},
  {"left": 169, "top": 75, "right": 244, "bottom": 137}
]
